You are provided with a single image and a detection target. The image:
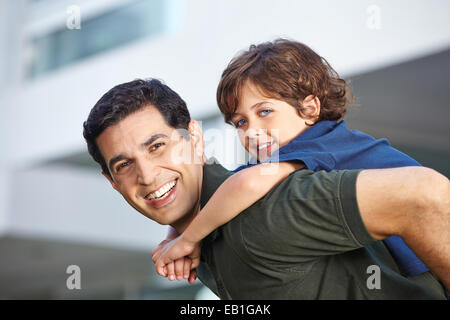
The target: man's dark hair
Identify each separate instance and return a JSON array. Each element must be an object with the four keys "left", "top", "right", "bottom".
[{"left": 83, "top": 78, "right": 191, "bottom": 179}]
